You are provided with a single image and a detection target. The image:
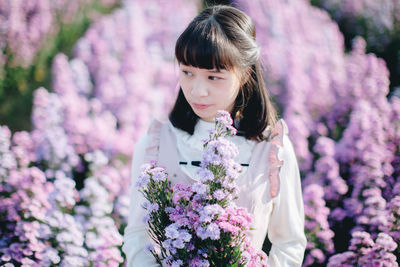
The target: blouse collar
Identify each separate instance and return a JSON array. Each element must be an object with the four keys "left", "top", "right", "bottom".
[{"left": 169, "top": 119, "right": 256, "bottom": 152}]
